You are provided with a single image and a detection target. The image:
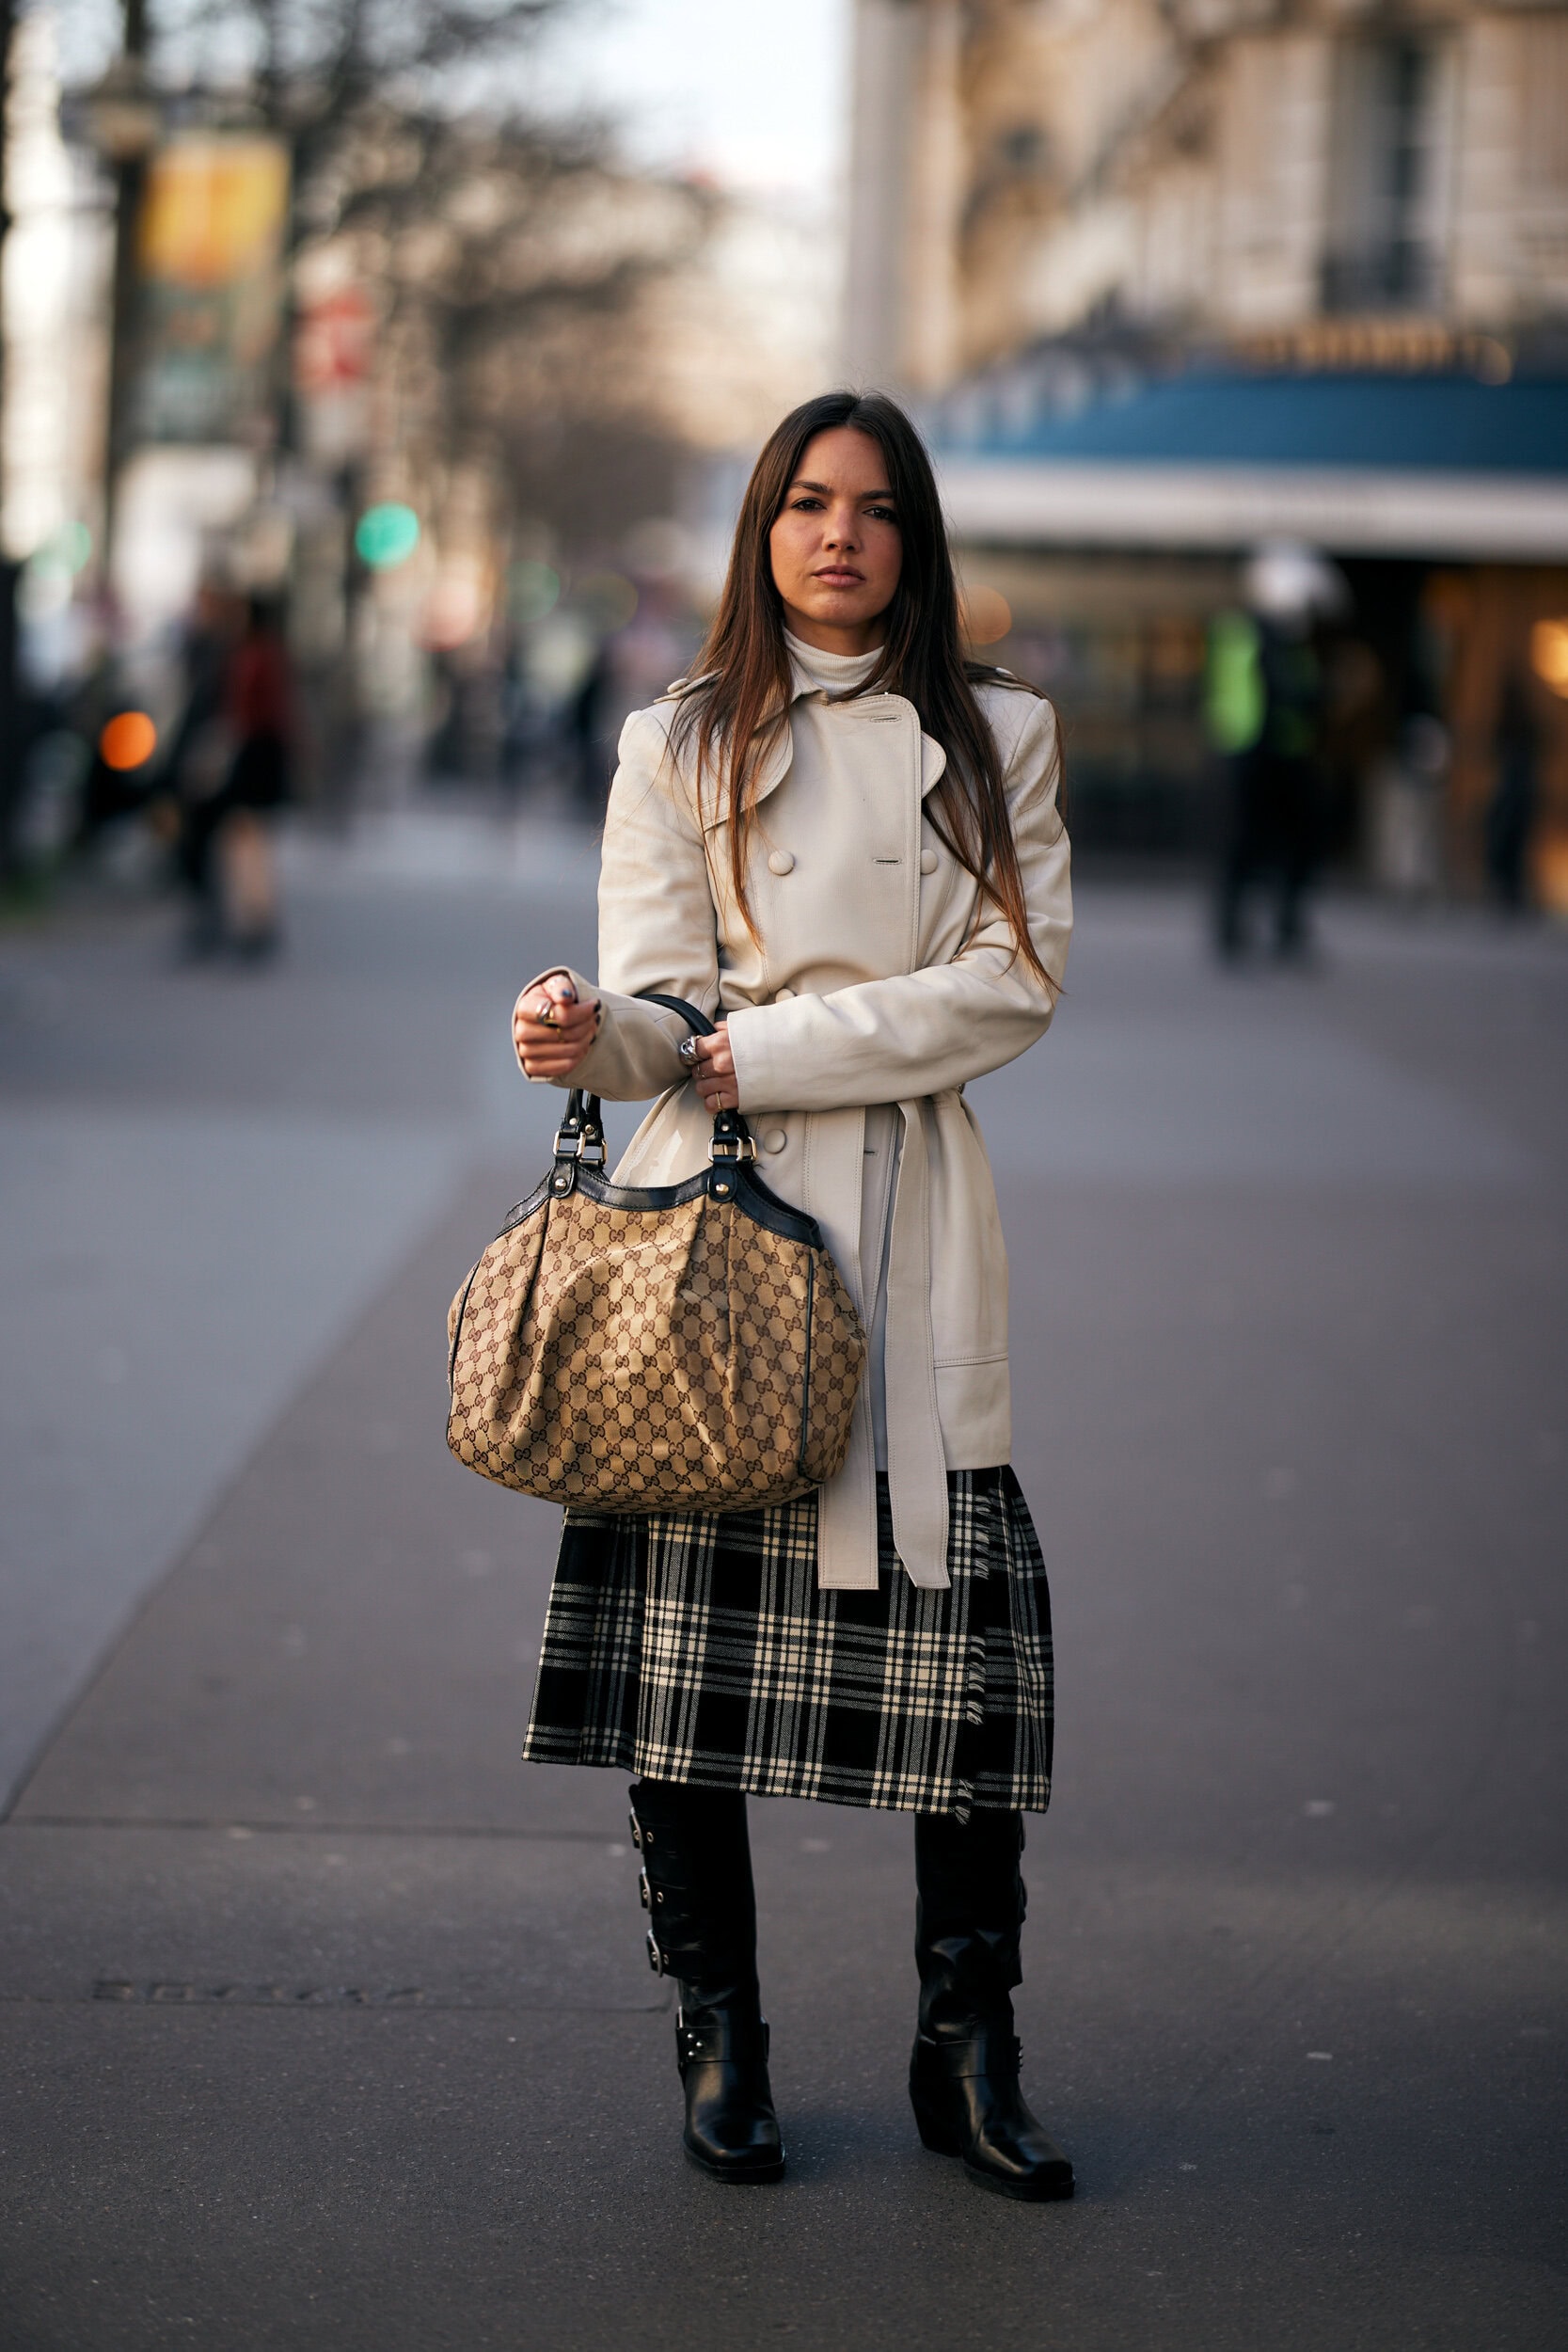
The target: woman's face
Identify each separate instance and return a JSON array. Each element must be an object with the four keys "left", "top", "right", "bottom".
[{"left": 768, "top": 427, "right": 903, "bottom": 655}]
